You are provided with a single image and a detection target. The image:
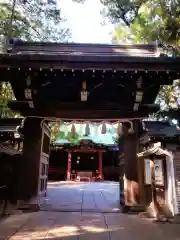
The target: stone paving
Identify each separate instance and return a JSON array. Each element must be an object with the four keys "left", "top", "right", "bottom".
[
  {"left": 41, "top": 181, "right": 120, "bottom": 213},
  {"left": 0, "top": 181, "right": 180, "bottom": 239}
]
